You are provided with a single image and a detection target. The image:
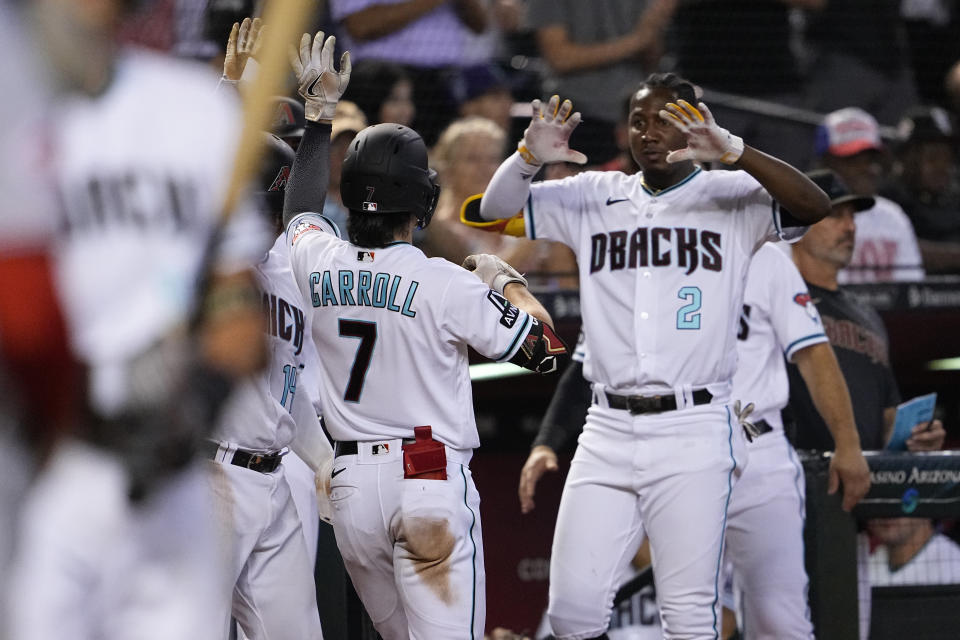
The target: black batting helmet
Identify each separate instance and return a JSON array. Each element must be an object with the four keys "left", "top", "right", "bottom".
[
  {"left": 340, "top": 123, "right": 440, "bottom": 228},
  {"left": 269, "top": 96, "right": 306, "bottom": 148},
  {"left": 258, "top": 133, "right": 296, "bottom": 220}
]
